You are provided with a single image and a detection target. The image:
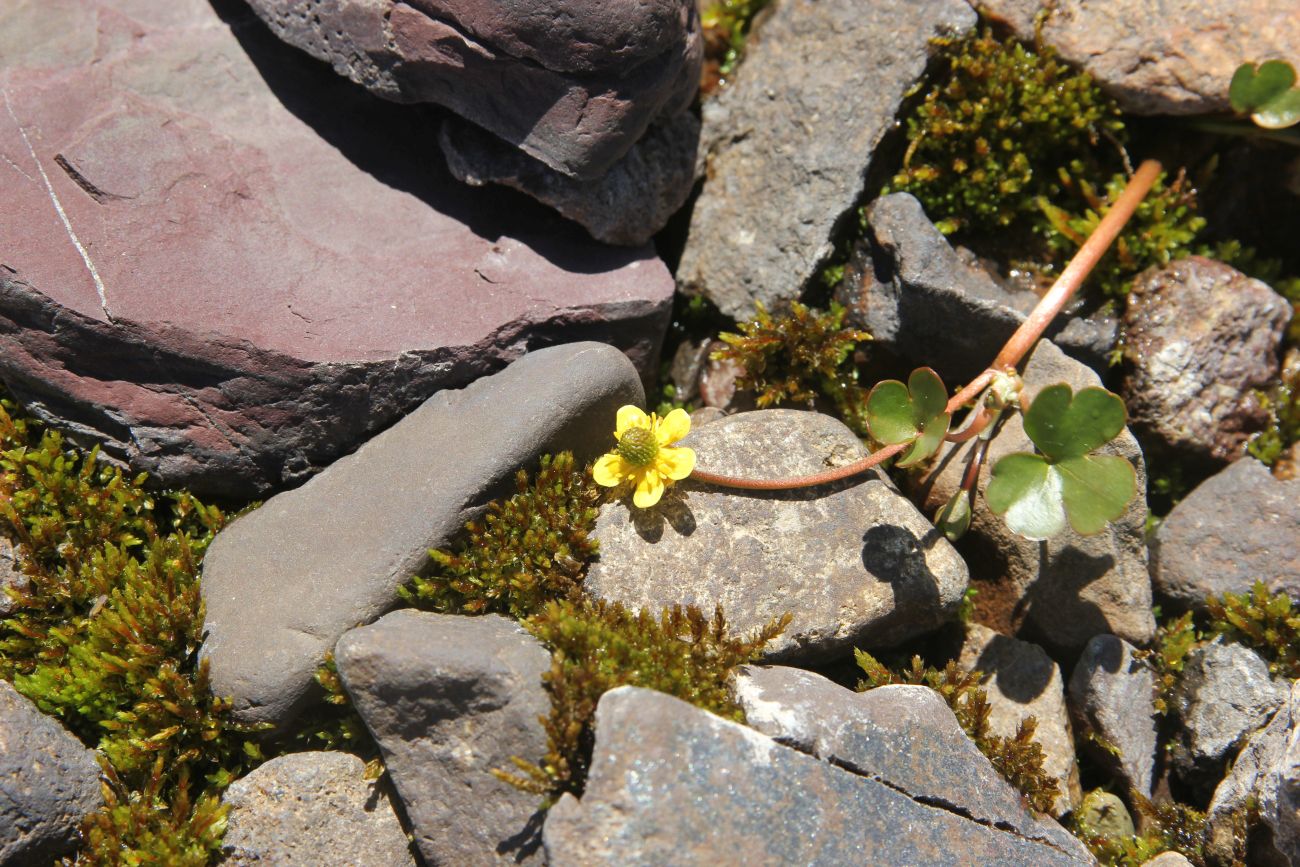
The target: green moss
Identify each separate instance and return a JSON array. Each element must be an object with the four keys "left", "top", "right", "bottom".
[
  {"left": 714, "top": 301, "right": 872, "bottom": 435},
  {"left": 700, "top": 0, "right": 773, "bottom": 84},
  {"left": 1143, "top": 610, "right": 1198, "bottom": 715},
  {"left": 888, "top": 28, "right": 1124, "bottom": 236},
  {"left": 855, "top": 650, "right": 1058, "bottom": 813},
  {"left": 400, "top": 452, "right": 600, "bottom": 620},
  {"left": 1246, "top": 366, "right": 1299, "bottom": 468},
  {"left": 1072, "top": 793, "right": 1214, "bottom": 866},
  {"left": 501, "top": 598, "right": 790, "bottom": 799},
  {"left": 1206, "top": 581, "right": 1300, "bottom": 679}
]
